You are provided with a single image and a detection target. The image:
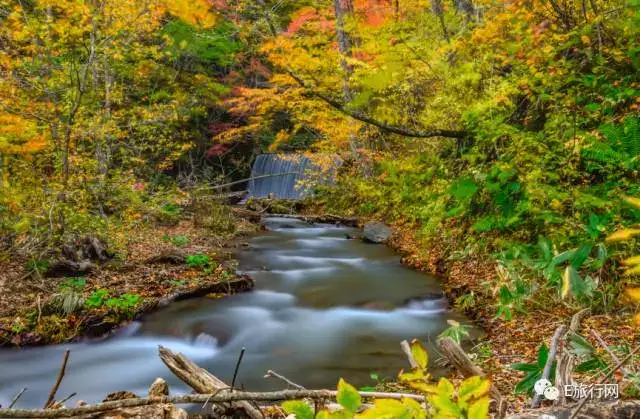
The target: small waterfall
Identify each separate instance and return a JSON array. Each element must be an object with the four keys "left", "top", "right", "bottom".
[{"left": 246, "top": 154, "right": 340, "bottom": 200}]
